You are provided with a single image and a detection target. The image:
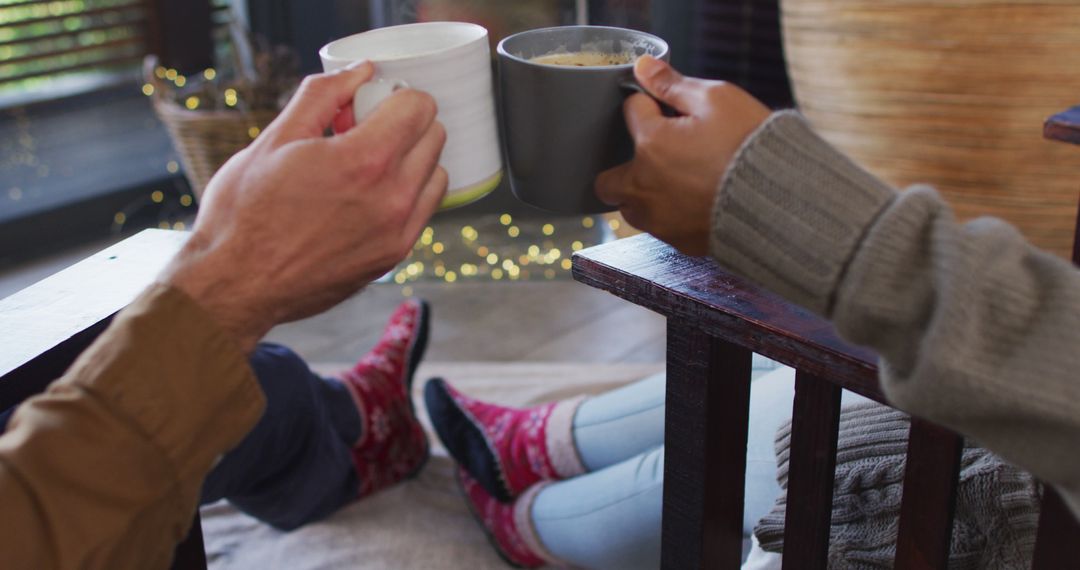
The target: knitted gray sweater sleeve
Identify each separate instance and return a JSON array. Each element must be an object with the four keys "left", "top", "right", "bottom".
[{"left": 710, "top": 110, "right": 1080, "bottom": 518}]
